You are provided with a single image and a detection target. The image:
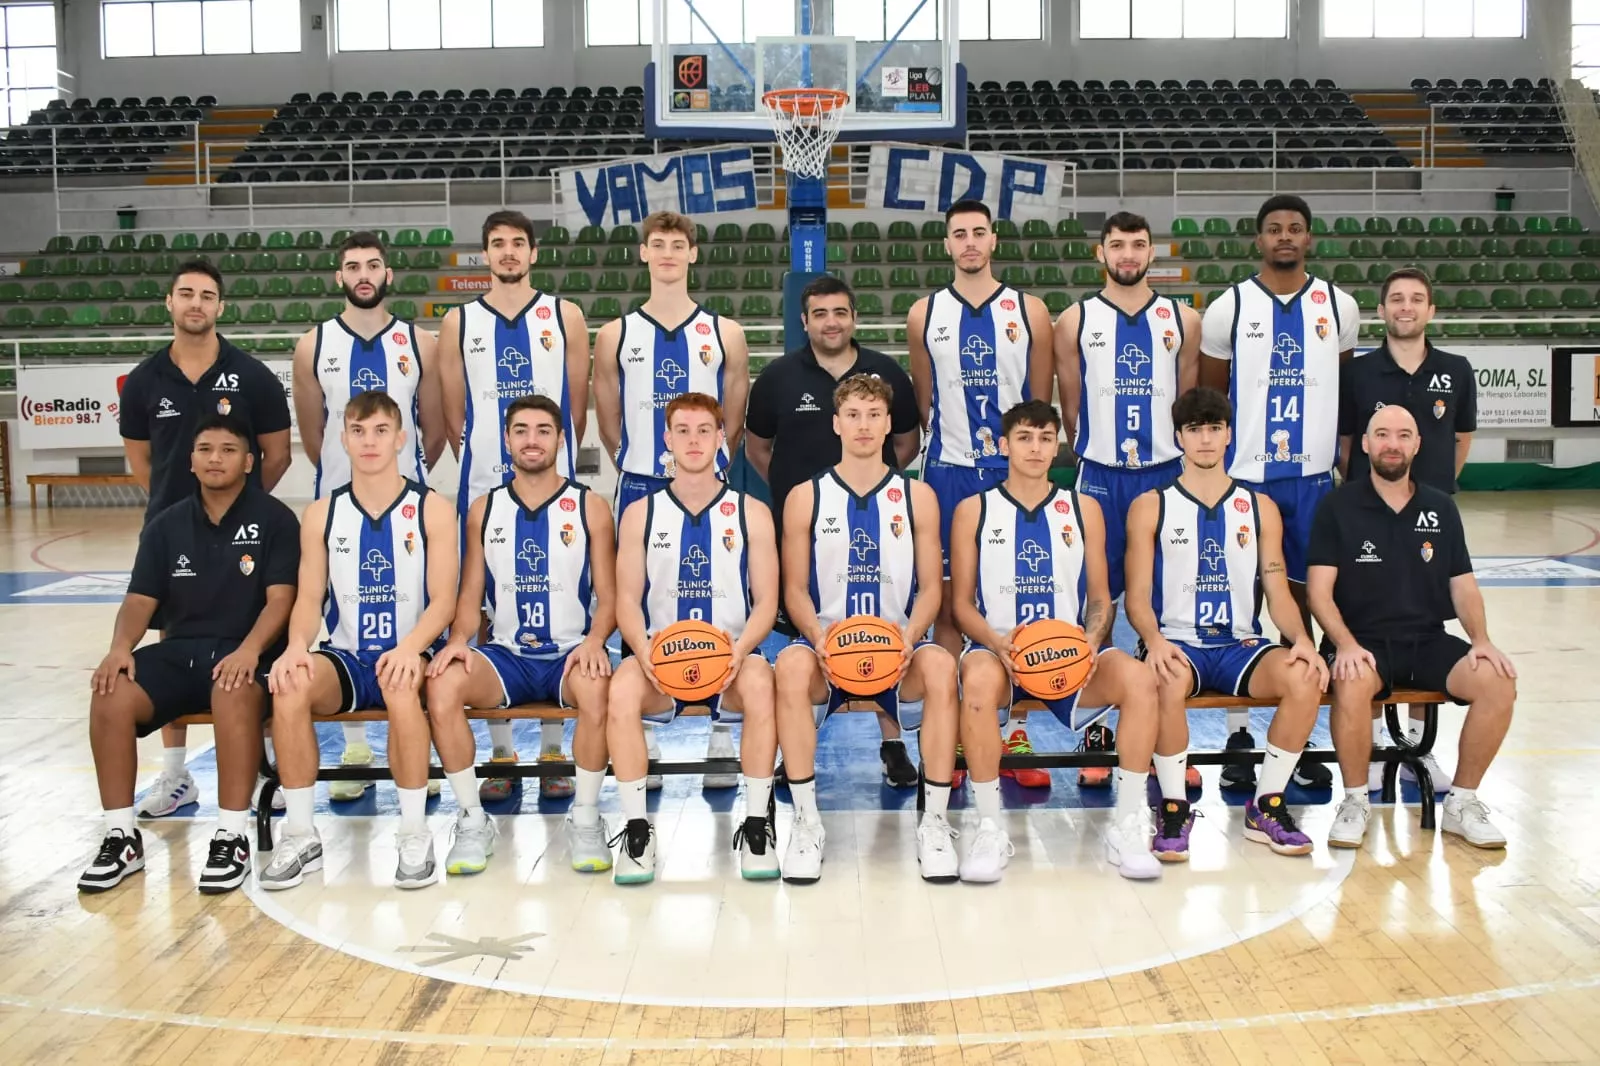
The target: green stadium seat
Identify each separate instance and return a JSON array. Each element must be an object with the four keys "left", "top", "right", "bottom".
[
  {"left": 1043, "top": 291, "right": 1071, "bottom": 315},
  {"left": 924, "top": 266, "right": 954, "bottom": 287},
  {"left": 1170, "top": 218, "right": 1200, "bottom": 236},
  {"left": 1537, "top": 261, "right": 1570, "bottom": 283},
  {"left": 1550, "top": 316, "right": 1587, "bottom": 338},
  {"left": 742, "top": 268, "right": 774, "bottom": 290},
  {"left": 1332, "top": 217, "right": 1361, "bottom": 235},
  {"left": 1195, "top": 264, "right": 1228, "bottom": 285},
  {"left": 1216, "top": 239, "right": 1251, "bottom": 260},
  {"left": 536, "top": 248, "right": 564, "bottom": 269},
  {"left": 1477, "top": 318, "right": 1514, "bottom": 338},
  {"left": 136, "top": 234, "right": 166, "bottom": 253},
  {"left": 1027, "top": 241, "right": 1059, "bottom": 261},
  {"left": 570, "top": 246, "right": 599, "bottom": 268},
  {"left": 1364, "top": 217, "right": 1393, "bottom": 235},
  {"left": 1229, "top": 263, "right": 1256, "bottom": 283},
  {"left": 891, "top": 292, "right": 918, "bottom": 315},
  {"left": 1491, "top": 215, "right": 1520, "bottom": 235},
  {"left": 747, "top": 222, "right": 777, "bottom": 242},
  {"left": 1202, "top": 218, "right": 1231, "bottom": 236},
  {"left": 170, "top": 232, "right": 199, "bottom": 251},
  {"left": 1481, "top": 238, "right": 1515, "bottom": 258},
  {"left": 295, "top": 276, "right": 327, "bottom": 297},
  {"left": 1055, "top": 218, "right": 1086, "bottom": 238},
  {"left": 1179, "top": 239, "right": 1214, "bottom": 259},
  {"left": 1455, "top": 288, "right": 1489, "bottom": 309},
  {"left": 1306, "top": 263, "right": 1331, "bottom": 282},
  {"left": 850, "top": 221, "right": 881, "bottom": 240},
  {"left": 1502, "top": 262, "right": 1533, "bottom": 283},
  {"left": 920, "top": 220, "right": 945, "bottom": 239},
  {"left": 1555, "top": 216, "right": 1587, "bottom": 234},
  {"left": 1352, "top": 289, "right": 1378, "bottom": 312},
  {"left": 0, "top": 281, "right": 22, "bottom": 302},
  {"left": 702, "top": 295, "right": 735, "bottom": 317},
  {"left": 37, "top": 306, "right": 67, "bottom": 327},
  {"left": 231, "top": 231, "right": 260, "bottom": 250},
  {"left": 74, "top": 235, "right": 103, "bottom": 254},
  {"left": 108, "top": 234, "right": 136, "bottom": 254},
  {"left": 993, "top": 242, "right": 1022, "bottom": 262},
  {"left": 279, "top": 301, "right": 311, "bottom": 323},
  {"left": 1396, "top": 216, "right": 1425, "bottom": 235},
  {"left": 887, "top": 266, "right": 918, "bottom": 288},
  {"left": 83, "top": 256, "right": 113, "bottom": 276},
  {"left": 43, "top": 235, "right": 71, "bottom": 254},
  {"left": 711, "top": 223, "right": 743, "bottom": 243},
  {"left": 3, "top": 307, "right": 32, "bottom": 327},
  {"left": 854, "top": 293, "right": 884, "bottom": 316},
  {"left": 217, "top": 252, "right": 245, "bottom": 274},
  {"left": 18, "top": 260, "right": 47, "bottom": 277},
  {"left": 702, "top": 245, "right": 734, "bottom": 267},
  {"left": 283, "top": 251, "right": 311, "bottom": 271},
  {"left": 587, "top": 296, "right": 622, "bottom": 320},
  {"left": 1525, "top": 287, "right": 1558, "bottom": 310},
  {"left": 424, "top": 228, "right": 453, "bottom": 247},
  {"left": 28, "top": 281, "right": 59, "bottom": 301},
  {"left": 561, "top": 272, "right": 592, "bottom": 292},
  {"left": 743, "top": 245, "right": 774, "bottom": 265},
  {"left": 295, "top": 230, "right": 323, "bottom": 249},
  {"left": 242, "top": 302, "right": 274, "bottom": 323},
  {"left": 603, "top": 246, "right": 633, "bottom": 267},
  {"left": 63, "top": 281, "right": 94, "bottom": 302},
  {"left": 1348, "top": 239, "right": 1379, "bottom": 259},
  {"left": 1441, "top": 320, "right": 1477, "bottom": 339},
  {"left": 920, "top": 241, "right": 946, "bottom": 261},
  {"left": 1034, "top": 265, "right": 1067, "bottom": 287},
  {"left": 1312, "top": 239, "right": 1347, "bottom": 259},
  {"left": 1365, "top": 263, "right": 1394, "bottom": 285},
  {"left": 393, "top": 274, "right": 429, "bottom": 296},
  {"left": 149, "top": 253, "right": 177, "bottom": 275},
  {"left": 387, "top": 251, "right": 412, "bottom": 270},
  {"left": 392, "top": 229, "right": 422, "bottom": 248},
  {"left": 739, "top": 295, "right": 774, "bottom": 318},
  {"left": 1381, "top": 239, "right": 1413, "bottom": 258},
  {"left": 413, "top": 249, "right": 443, "bottom": 270},
  {"left": 1512, "top": 237, "right": 1544, "bottom": 258},
  {"left": 604, "top": 225, "right": 637, "bottom": 246},
  {"left": 1514, "top": 319, "right": 1552, "bottom": 338},
  {"left": 218, "top": 304, "right": 243, "bottom": 326},
  {"left": 230, "top": 277, "right": 259, "bottom": 298},
  {"left": 705, "top": 269, "right": 737, "bottom": 291},
  {"left": 575, "top": 226, "right": 605, "bottom": 245},
  {"left": 540, "top": 225, "right": 570, "bottom": 246},
  {"left": 266, "top": 230, "right": 294, "bottom": 250},
  {"left": 114, "top": 255, "right": 143, "bottom": 276},
  {"left": 852, "top": 243, "right": 882, "bottom": 263},
  {"left": 1426, "top": 216, "right": 1457, "bottom": 235},
  {"left": 326, "top": 229, "right": 352, "bottom": 247},
  {"left": 96, "top": 280, "right": 125, "bottom": 301},
  {"left": 993, "top": 220, "right": 1019, "bottom": 240},
  {"left": 1021, "top": 220, "right": 1051, "bottom": 239},
  {"left": 388, "top": 299, "right": 418, "bottom": 320},
  {"left": 1070, "top": 265, "right": 1102, "bottom": 286},
  {"left": 998, "top": 266, "right": 1032, "bottom": 287},
  {"left": 1489, "top": 288, "right": 1524, "bottom": 310},
  {"left": 1333, "top": 263, "right": 1363, "bottom": 286},
  {"left": 1523, "top": 215, "right": 1553, "bottom": 234},
  {"left": 1359, "top": 321, "right": 1386, "bottom": 340},
  {"left": 887, "top": 243, "right": 918, "bottom": 262},
  {"left": 54, "top": 257, "right": 80, "bottom": 276},
  {"left": 1468, "top": 262, "right": 1497, "bottom": 284},
  {"left": 1545, "top": 237, "right": 1576, "bottom": 258},
  {"left": 1572, "top": 262, "right": 1600, "bottom": 283},
  {"left": 264, "top": 277, "right": 292, "bottom": 297},
  {"left": 314, "top": 300, "right": 342, "bottom": 320},
  {"left": 1411, "top": 237, "right": 1444, "bottom": 258},
  {"left": 826, "top": 222, "right": 848, "bottom": 242},
  {"left": 1431, "top": 288, "right": 1455, "bottom": 309},
  {"left": 139, "top": 304, "right": 170, "bottom": 326},
  {"left": 1459, "top": 216, "right": 1489, "bottom": 236},
  {"left": 851, "top": 268, "right": 884, "bottom": 288},
  {"left": 247, "top": 252, "right": 278, "bottom": 272},
  {"left": 1560, "top": 287, "right": 1596, "bottom": 309}
]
